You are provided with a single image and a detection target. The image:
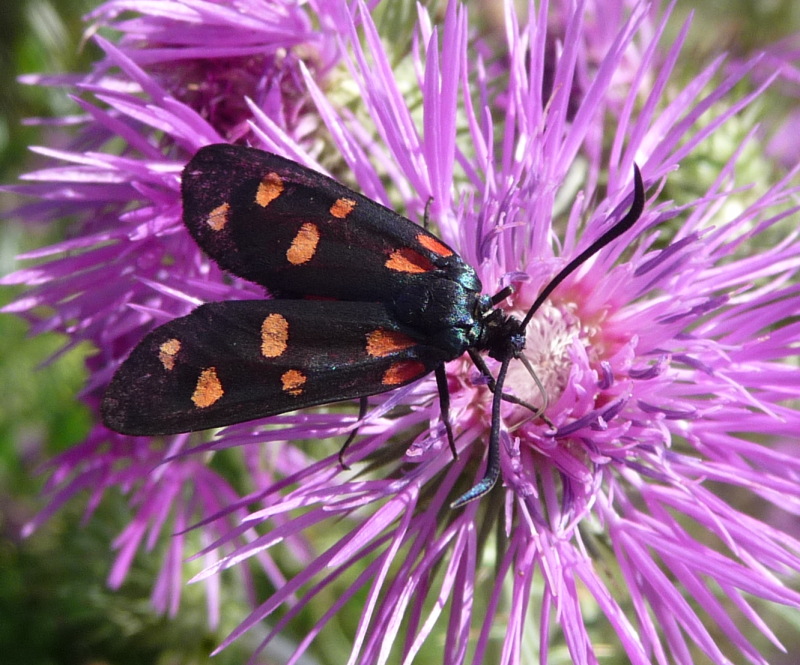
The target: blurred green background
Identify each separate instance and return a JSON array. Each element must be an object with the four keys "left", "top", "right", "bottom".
[
  {"left": 0, "top": 2, "right": 99, "bottom": 662},
  {"left": 0, "top": 2, "right": 251, "bottom": 664},
  {"left": 1, "top": 2, "right": 799, "bottom": 664}
]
